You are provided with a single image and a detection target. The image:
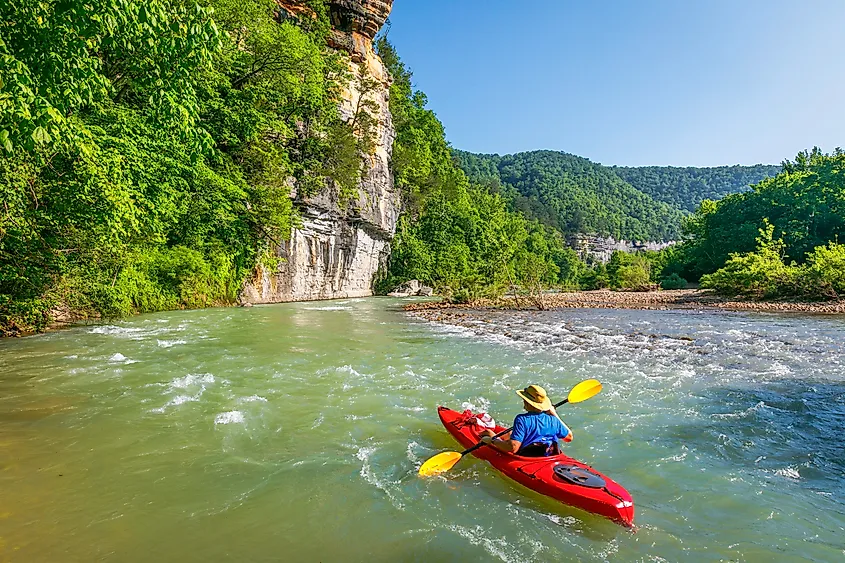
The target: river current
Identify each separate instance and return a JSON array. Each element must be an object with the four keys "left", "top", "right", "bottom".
[{"left": 1, "top": 299, "right": 843, "bottom": 562}]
